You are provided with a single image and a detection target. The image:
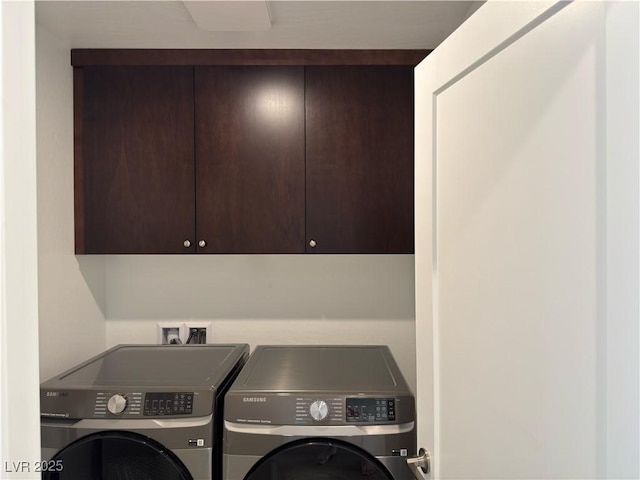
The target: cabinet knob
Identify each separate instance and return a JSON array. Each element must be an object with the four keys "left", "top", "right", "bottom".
[
  {"left": 198, "top": 240, "right": 207, "bottom": 248},
  {"left": 309, "top": 239, "right": 317, "bottom": 248},
  {"left": 183, "top": 240, "right": 191, "bottom": 248}
]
